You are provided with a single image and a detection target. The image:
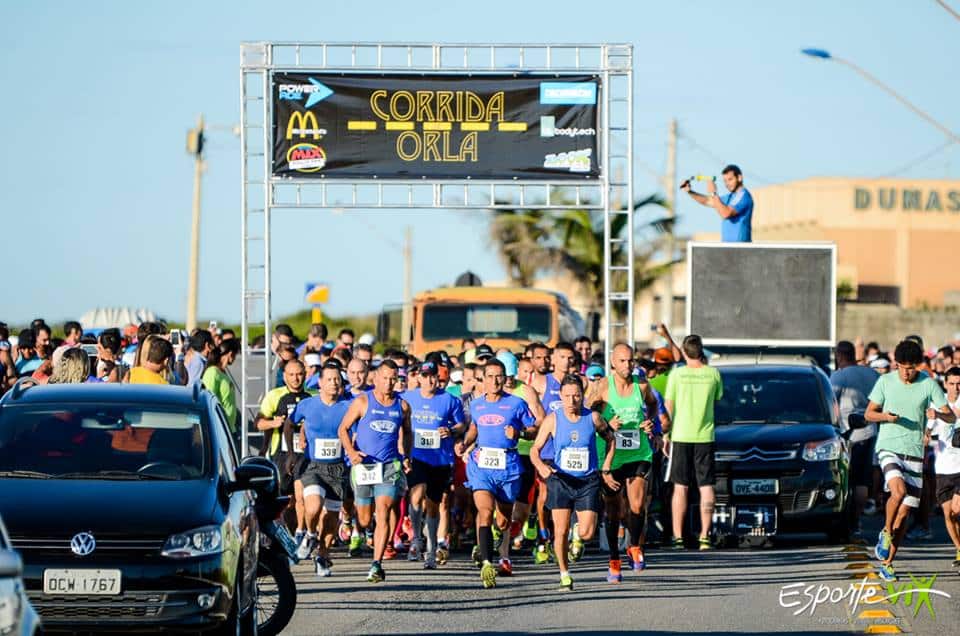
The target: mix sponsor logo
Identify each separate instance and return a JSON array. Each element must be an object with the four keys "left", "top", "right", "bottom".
[
  {"left": 286, "top": 143, "right": 326, "bottom": 173},
  {"left": 278, "top": 78, "right": 334, "bottom": 108},
  {"left": 540, "top": 116, "right": 596, "bottom": 138},
  {"left": 539, "top": 82, "right": 597, "bottom": 105},
  {"left": 286, "top": 111, "right": 328, "bottom": 140},
  {"left": 543, "top": 148, "right": 592, "bottom": 173}
]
